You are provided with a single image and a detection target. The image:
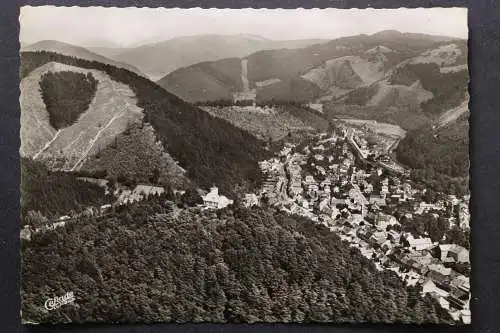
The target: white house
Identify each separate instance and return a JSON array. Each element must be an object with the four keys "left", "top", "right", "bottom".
[
  {"left": 406, "top": 234, "right": 434, "bottom": 251},
  {"left": 203, "top": 187, "right": 234, "bottom": 209},
  {"left": 304, "top": 175, "right": 316, "bottom": 184},
  {"left": 301, "top": 199, "right": 311, "bottom": 211},
  {"left": 428, "top": 263, "right": 452, "bottom": 276},
  {"left": 314, "top": 154, "right": 324, "bottom": 161},
  {"left": 364, "top": 183, "right": 374, "bottom": 194},
  {"left": 370, "top": 231, "right": 387, "bottom": 246},
  {"left": 100, "top": 204, "right": 112, "bottom": 214}
]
